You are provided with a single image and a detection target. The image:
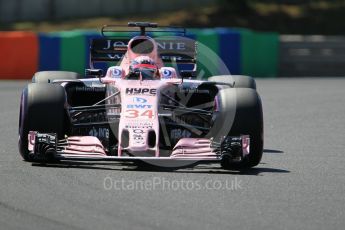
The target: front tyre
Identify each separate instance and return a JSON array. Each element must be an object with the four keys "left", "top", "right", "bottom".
[
  {"left": 18, "top": 83, "right": 66, "bottom": 161},
  {"left": 32, "top": 71, "right": 80, "bottom": 83},
  {"left": 208, "top": 88, "right": 263, "bottom": 169},
  {"left": 208, "top": 75, "right": 256, "bottom": 89}
]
